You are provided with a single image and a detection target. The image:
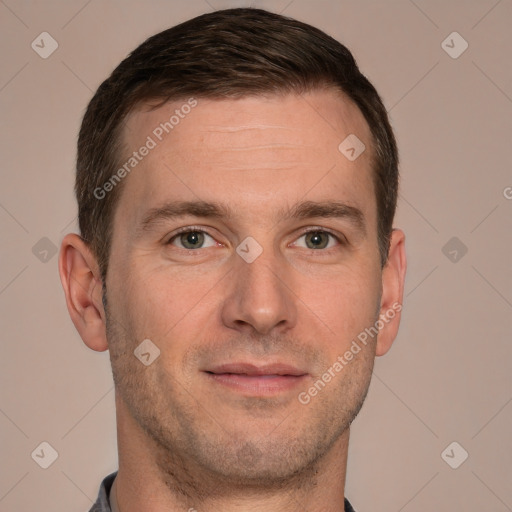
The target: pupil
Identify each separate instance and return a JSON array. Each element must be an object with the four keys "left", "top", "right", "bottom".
[
  {"left": 182, "top": 231, "right": 203, "bottom": 248},
  {"left": 307, "top": 231, "right": 327, "bottom": 249}
]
